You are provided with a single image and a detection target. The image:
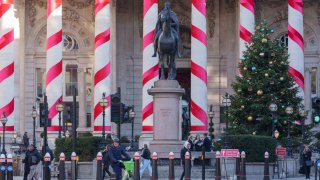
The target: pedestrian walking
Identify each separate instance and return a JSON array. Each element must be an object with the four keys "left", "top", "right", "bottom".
[
  {"left": 109, "top": 138, "right": 131, "bottom": 180},
  {"left": 102, "top": 144, "right": 114, "bottom": 178},
  {"left": 139, "top": 144, "right": 152, "bottom": 178},
  {"left": 180, "top": 141, "right": 191, "bottom": 180},
  {"left": 302, "top": 144, "right": 312, "bottom": 179},
  {"left": 22, "top": 151, "right": 31, "bottom": 180},
  {"left": 26, "top": 144, "right": 41, "bottom": 180}
]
